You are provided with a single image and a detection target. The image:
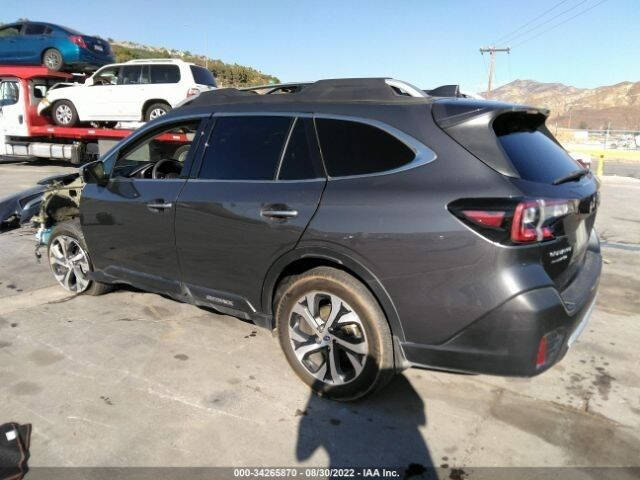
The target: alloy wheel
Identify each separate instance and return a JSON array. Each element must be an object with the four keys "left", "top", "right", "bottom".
[
  {"left": 149, "top": 108, "right": 167, "bottom": 120},
  {"left": 49, "top": 235, "right": 91, "bottom": 293},
  {"left": 55, "top": 105, "right": 73, "bottom": 125},
  {"left": 44, "top": 51, "right": 62, "bottom": 70},
  {"left": 288, "top": 291, "right": 369, "bottom": 385}
]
